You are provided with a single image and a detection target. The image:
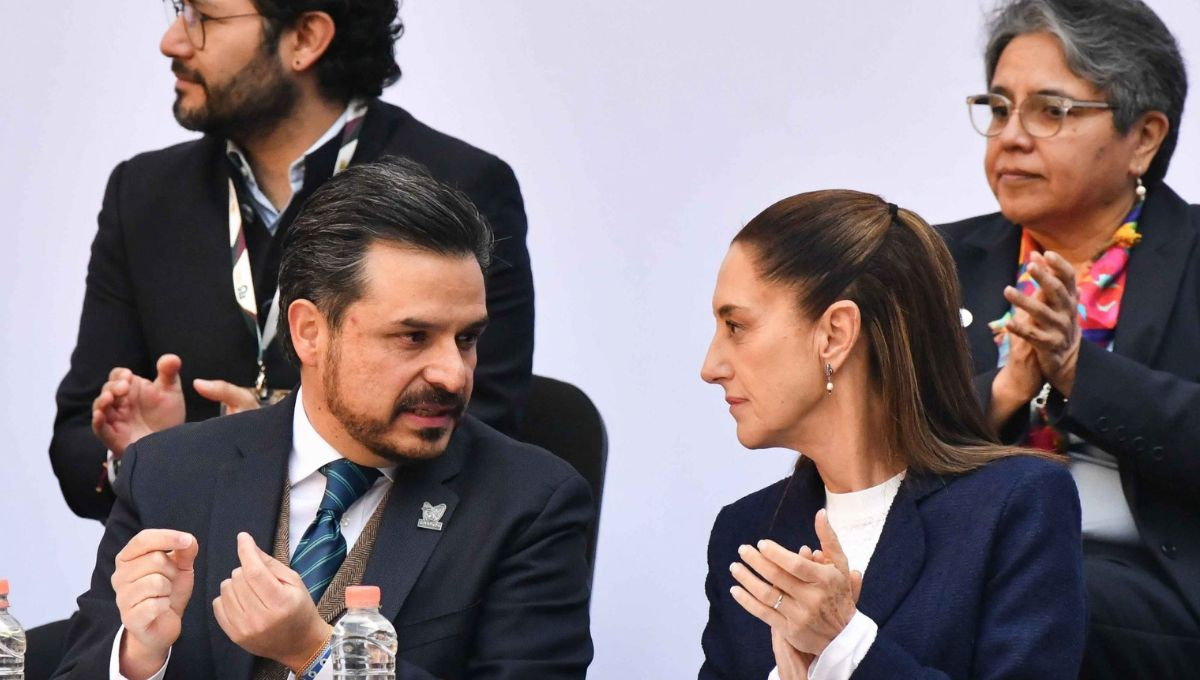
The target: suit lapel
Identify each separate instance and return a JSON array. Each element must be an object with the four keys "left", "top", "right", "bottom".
[
  {"left": 767, "top": 461, "right": 824, "bottom": 551},
  {"left": 364, "top": 418, "right": 470, "bottom": 622},
  {"left": 206, "top": 395, "right": 294, "bottom": 680},
  {"left": 1113, "top": 186, "right": 1197, "bottom": 365},
  {"left": 956, "top": 218, "right": 1021, "bottom": 374},
  {"left": 352, "top": 100, "right": 407, "bottom": 165},
  {"left": 855, "top": 473, "right": 941, "bottom": 627}
]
